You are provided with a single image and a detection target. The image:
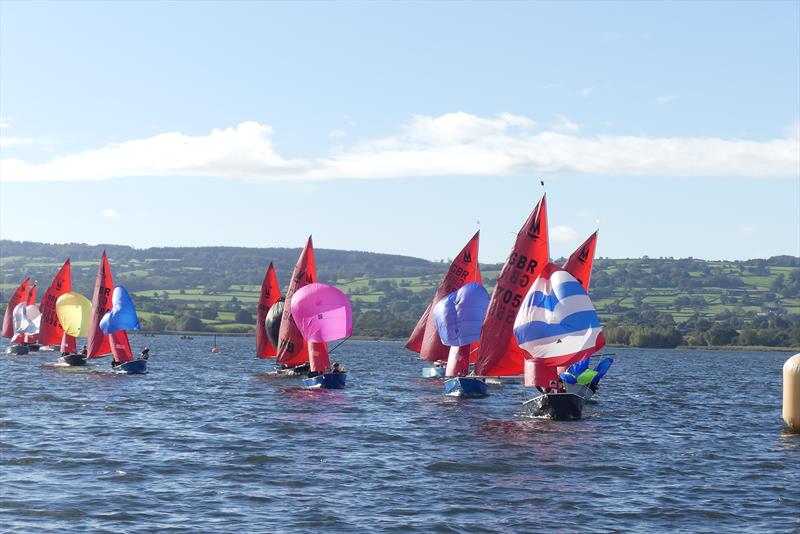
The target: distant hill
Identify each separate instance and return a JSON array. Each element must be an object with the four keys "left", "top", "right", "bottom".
[{"left": 1, "top": 240, "right": 798, "bottom": 349}]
